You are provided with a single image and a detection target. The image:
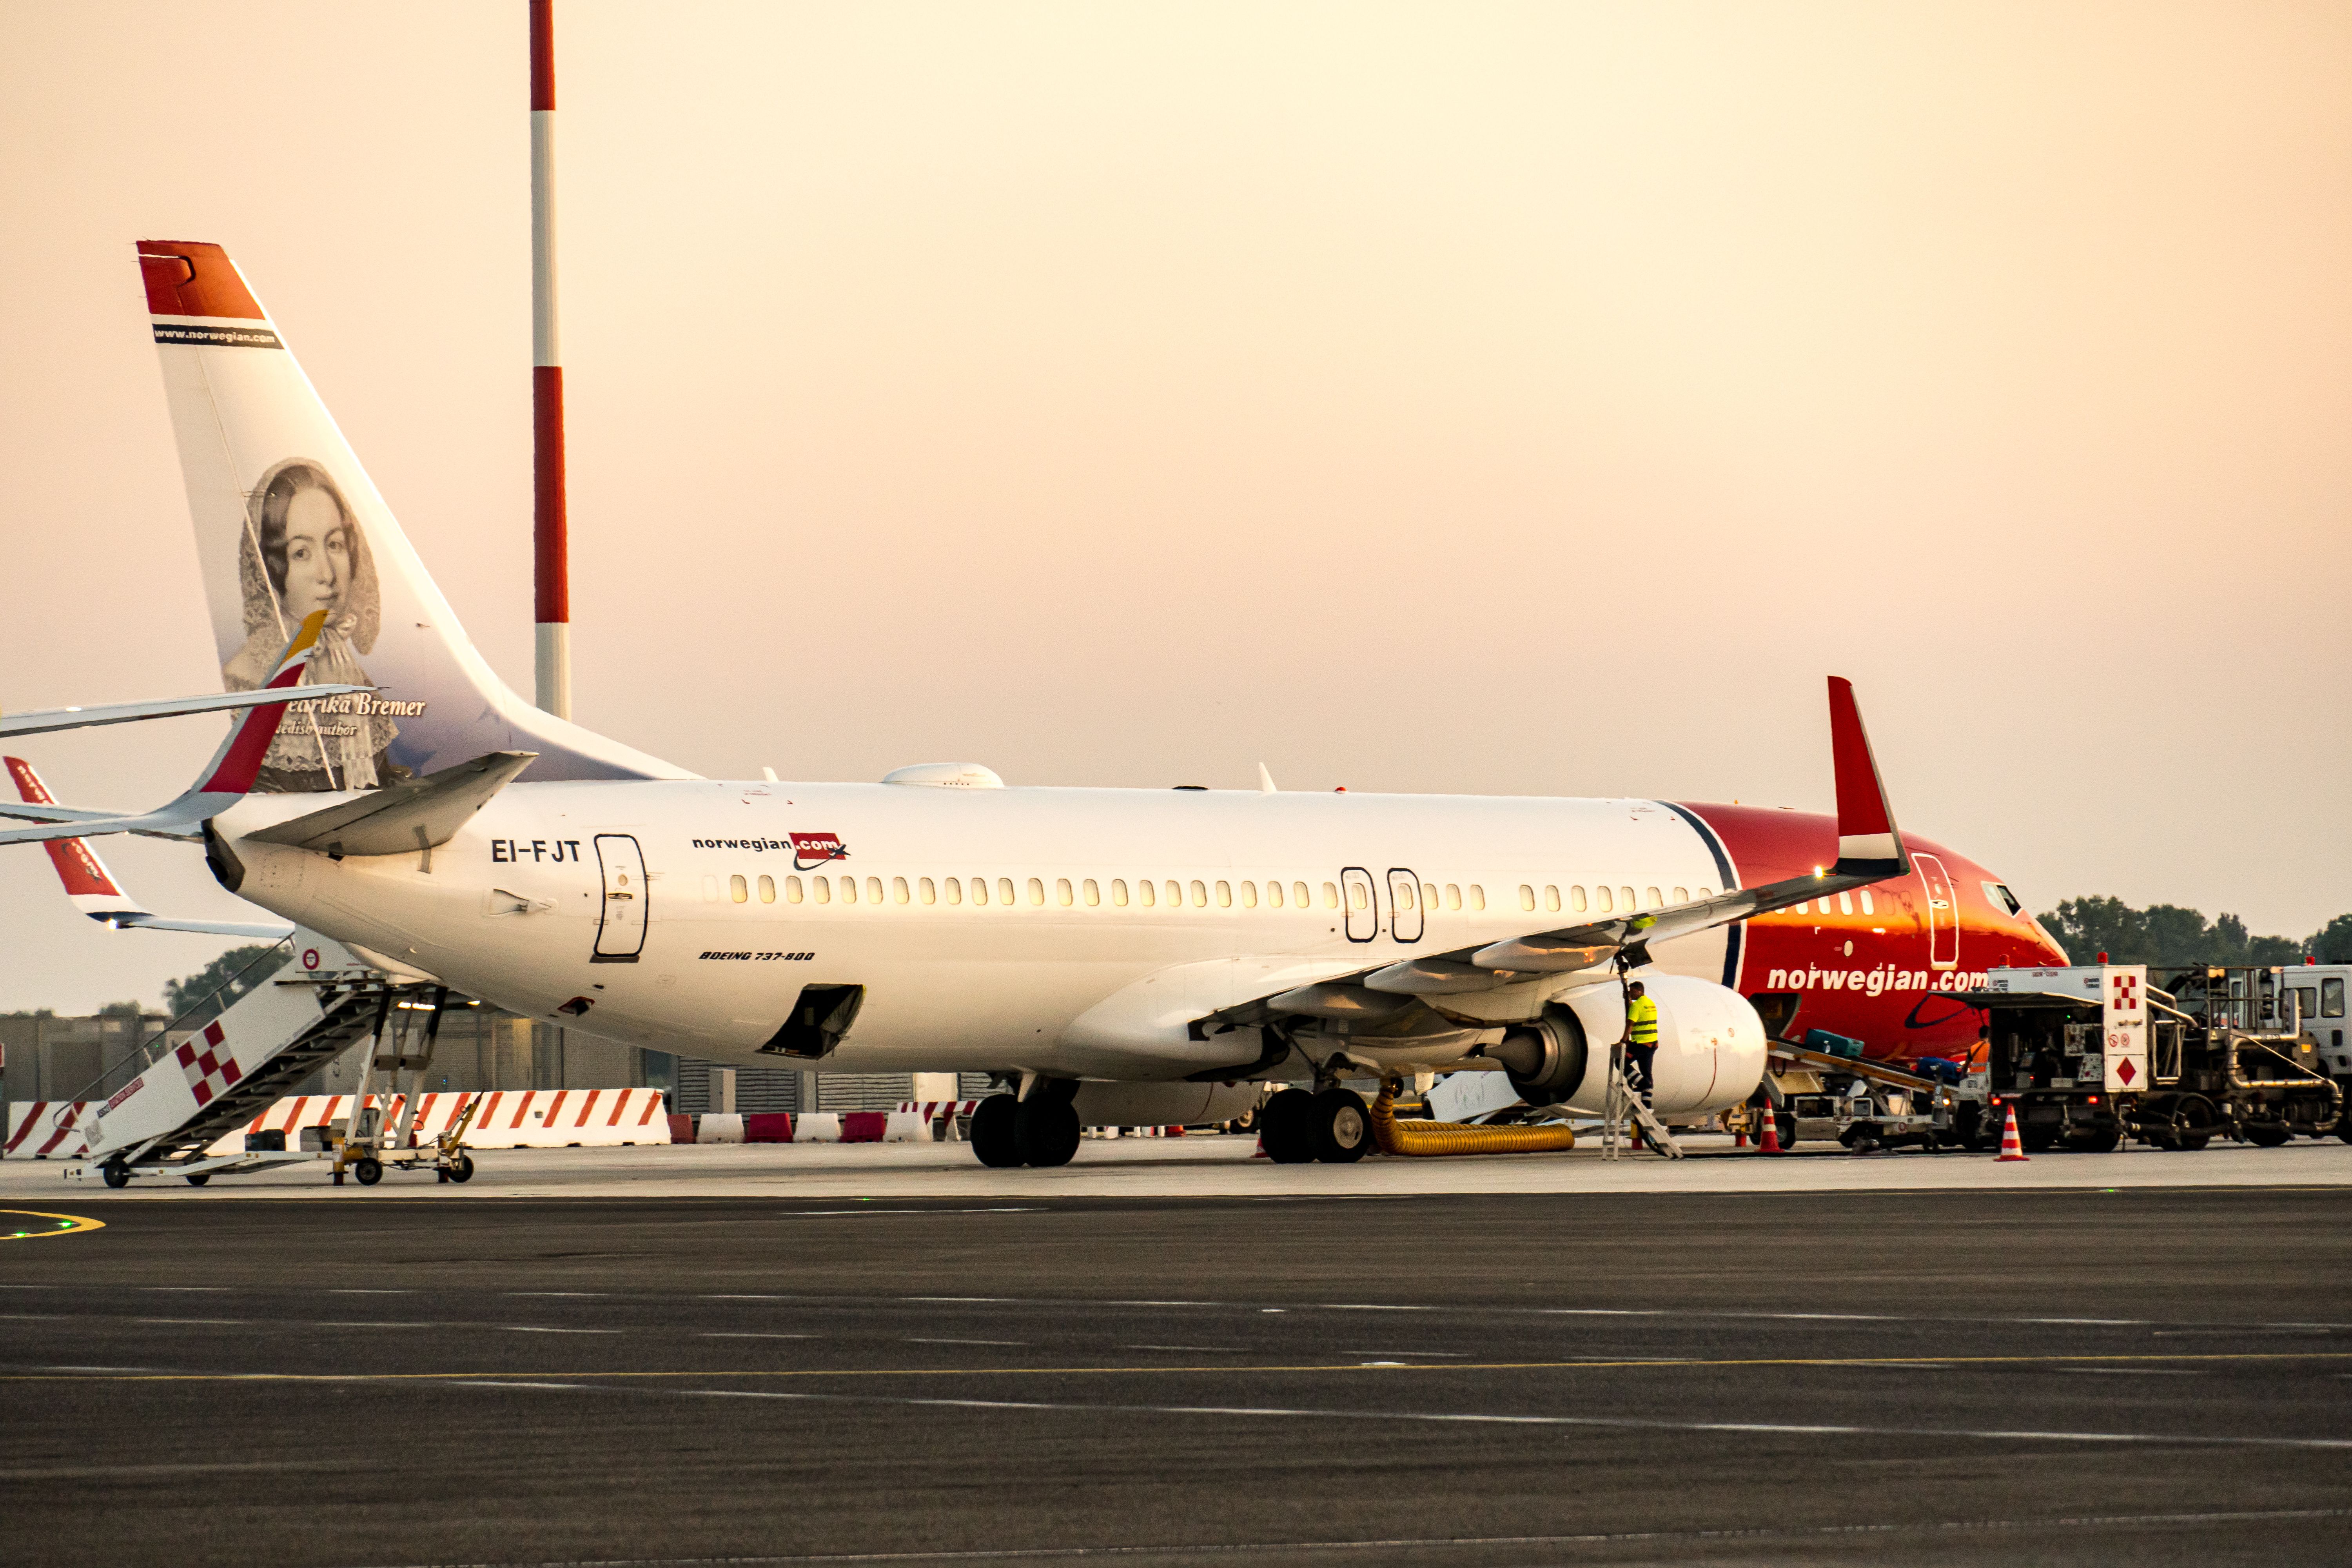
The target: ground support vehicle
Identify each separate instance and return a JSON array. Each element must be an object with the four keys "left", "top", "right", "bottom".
[
  {"left": 2146, "top": 964, "right": 2342, "bottom": 1146},
  {"left": 1753, "top": 1041, "right": 1965, "bottom": 1153},
  {"left": 325, "top": 992, "right": 478, "bottom": 1186},
  {"left": 2284, "top": 962, "right": 2352, "bottom": 1140},
  {"left": 1942, "top": 965, "right": 2341, "bottom": 1152},
  {"left": 57, "top": 933, "right": 468, "bottom": 1188}
]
